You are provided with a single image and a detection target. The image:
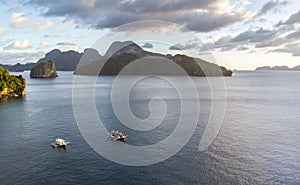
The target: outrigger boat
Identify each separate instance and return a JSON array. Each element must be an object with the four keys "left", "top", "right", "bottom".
[
  {"left": 51, "top": 138, "right": 71, "bottom": 148},
  {"left": 108, "top": 130, "right": 128, "bottom": 141}
]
